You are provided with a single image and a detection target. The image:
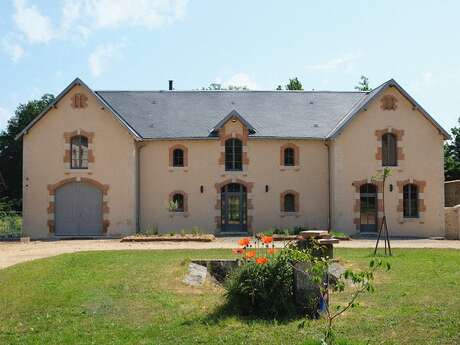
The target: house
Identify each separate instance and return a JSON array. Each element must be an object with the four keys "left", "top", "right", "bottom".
[{"left": 16, "top": 78, "right": 449, "bottom": 239}]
